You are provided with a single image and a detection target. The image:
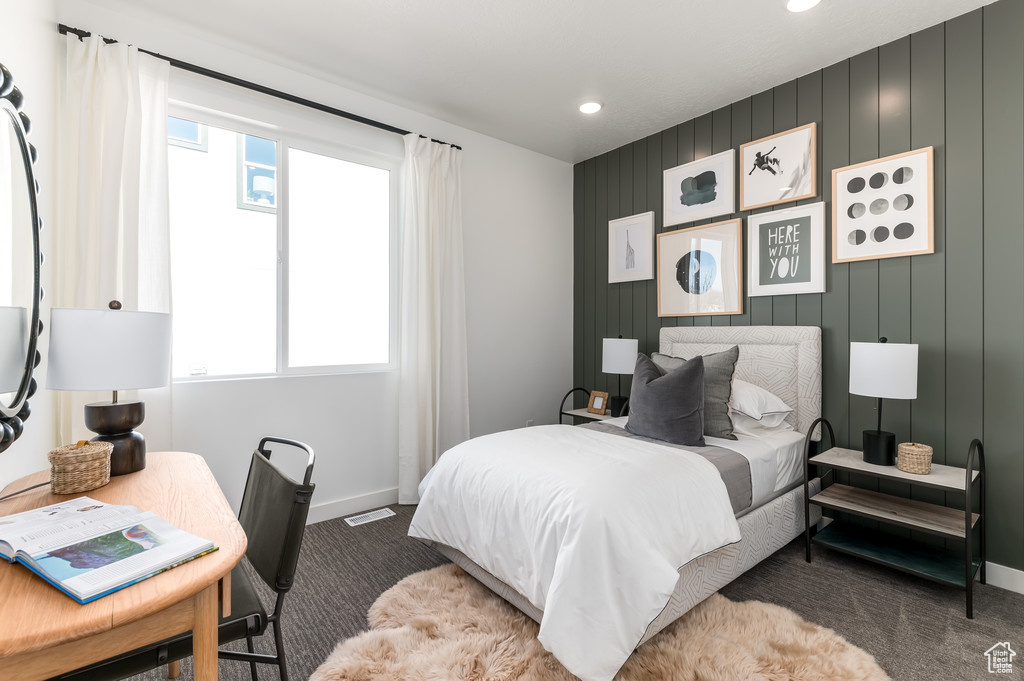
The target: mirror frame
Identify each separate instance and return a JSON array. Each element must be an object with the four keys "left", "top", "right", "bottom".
[{"left": 0, "top": 62, "right": 43, "bottom": 454}]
